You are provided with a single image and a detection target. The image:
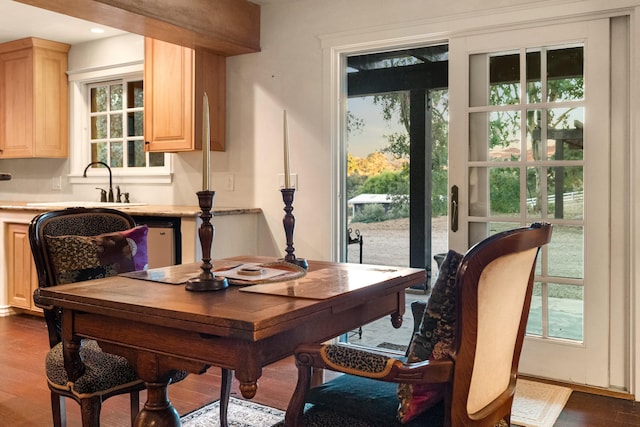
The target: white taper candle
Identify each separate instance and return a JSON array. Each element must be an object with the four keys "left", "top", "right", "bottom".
[{"left": 283, "top": 110, "right": 290, "bottom": 188}]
